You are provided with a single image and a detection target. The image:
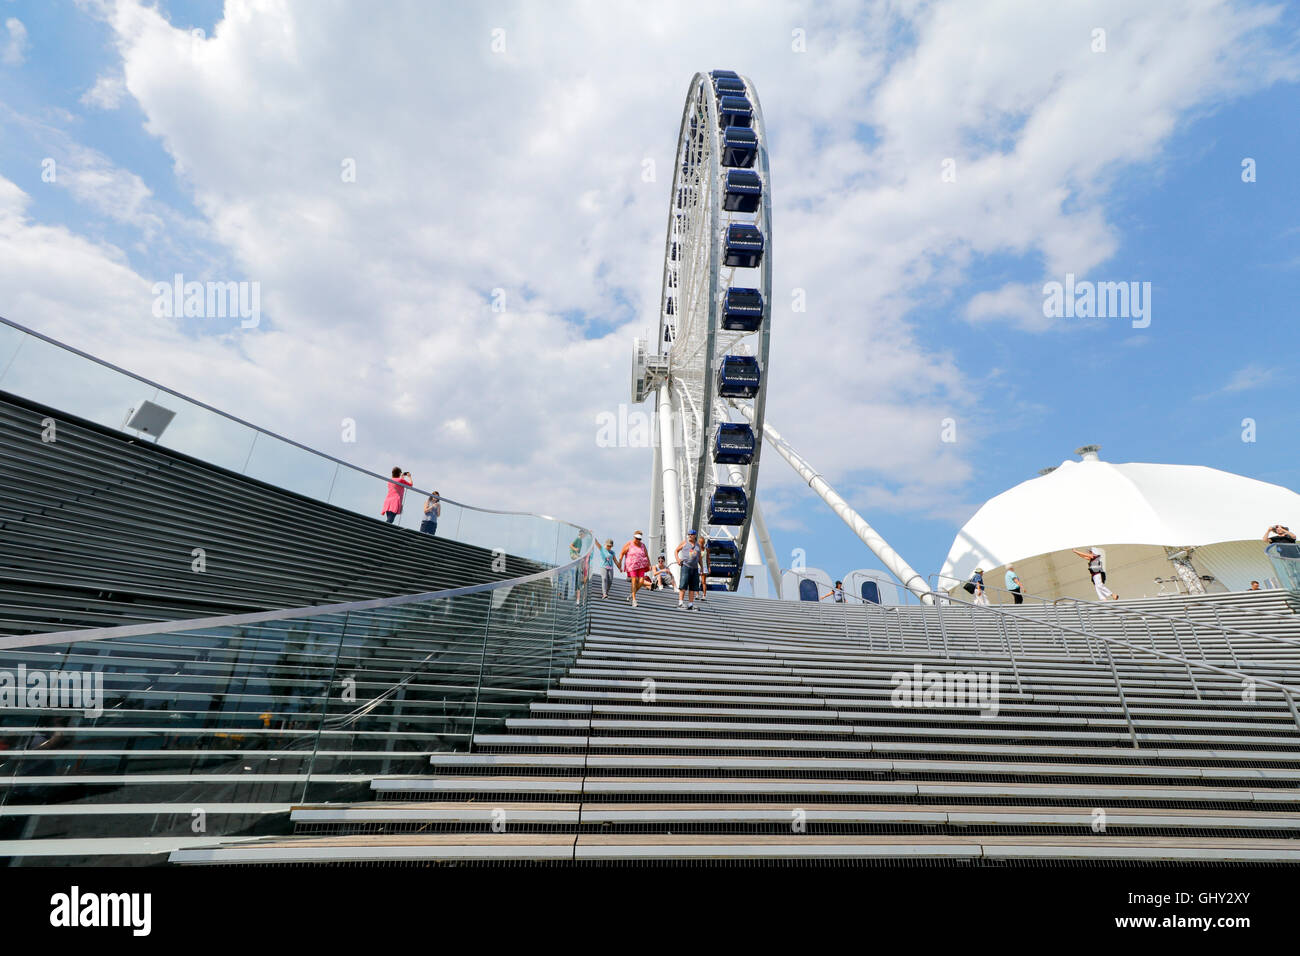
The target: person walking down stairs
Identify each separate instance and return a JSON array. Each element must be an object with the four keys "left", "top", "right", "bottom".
[
  {"left": 590, "top": 537, "right": 616, "bottom": 599},
  {"left": 1073, "top": 547, "right": 1118, "bottom": 600},
  {"left": 618, "top": 531, "right": 651, "bottom": 607},
  {"left": 675, "top": 529, "right": 704, "bottom": 610}
]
